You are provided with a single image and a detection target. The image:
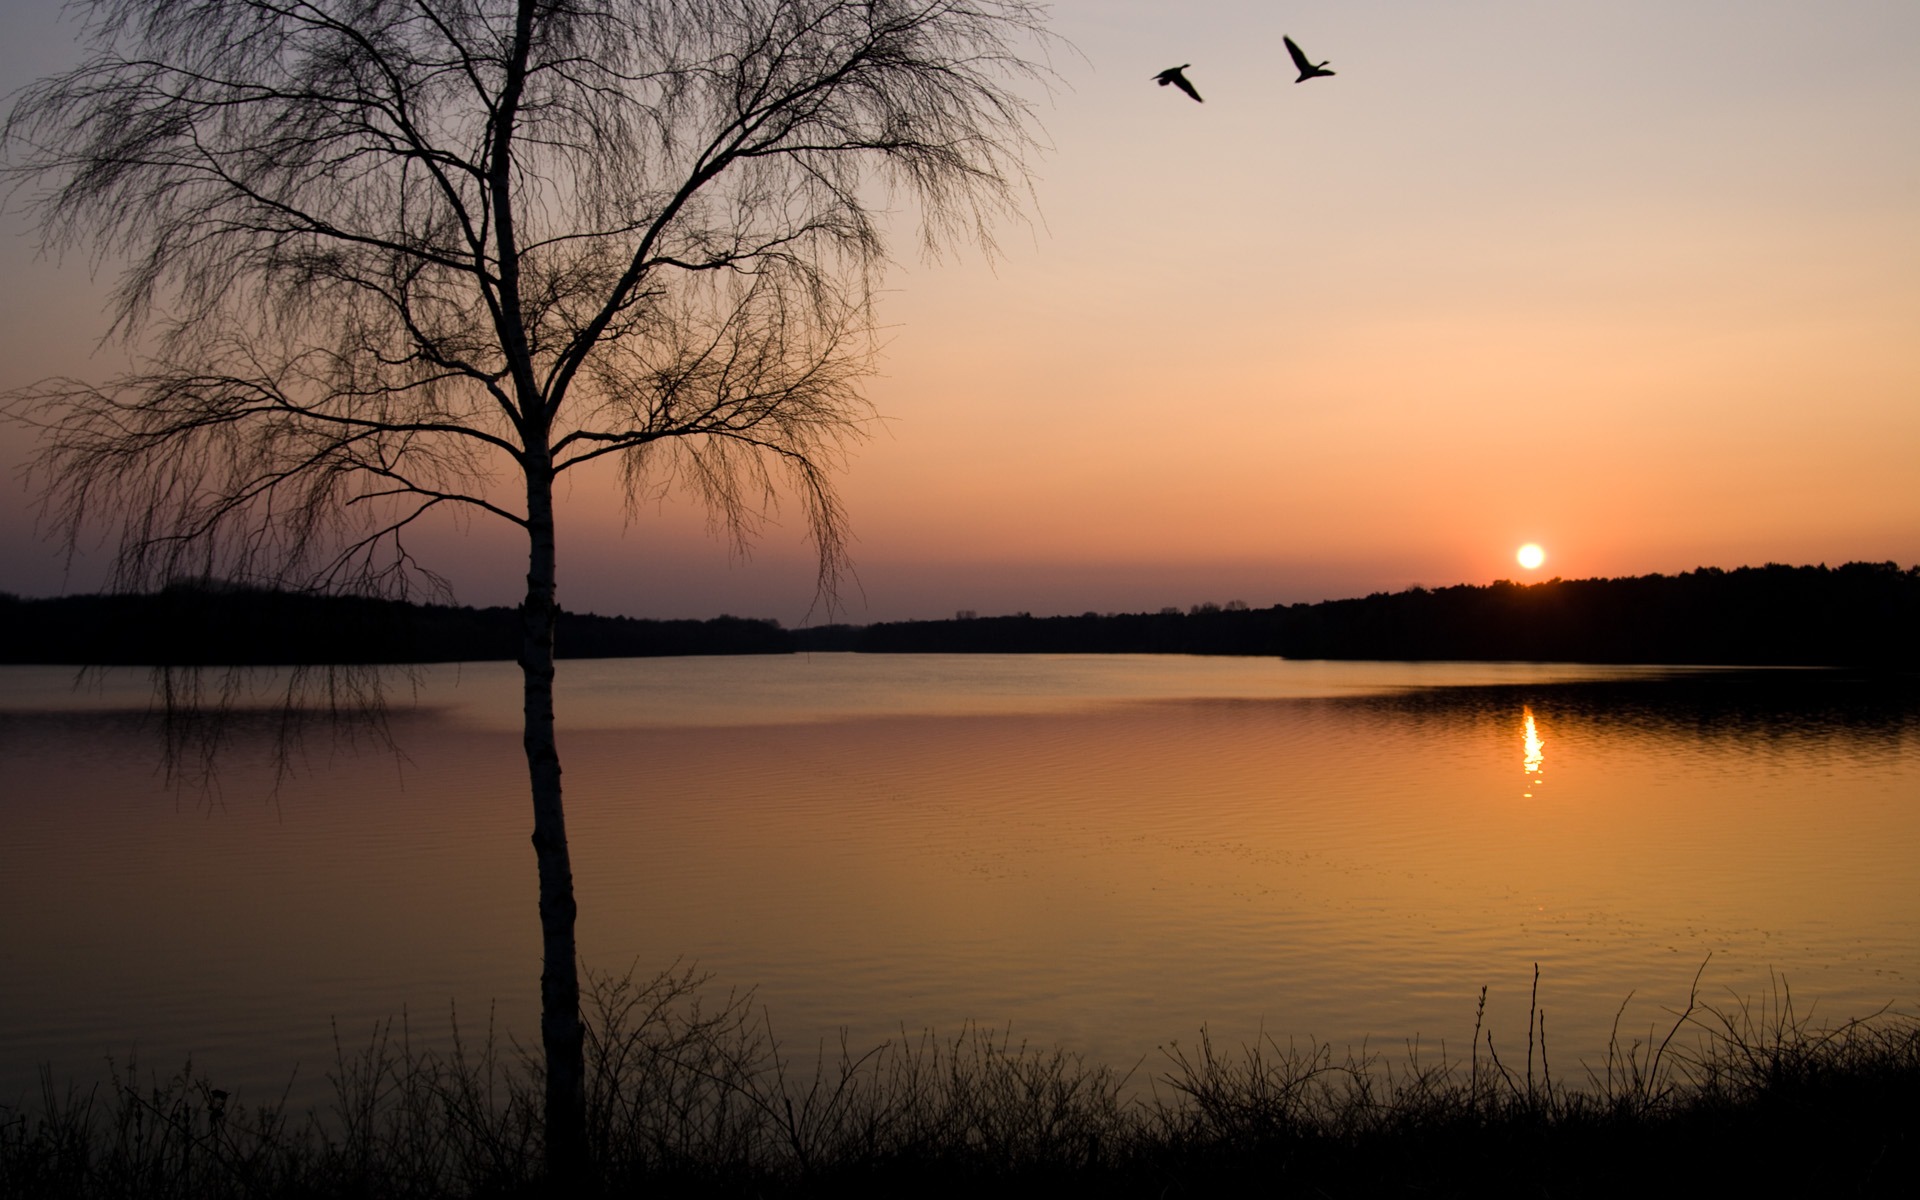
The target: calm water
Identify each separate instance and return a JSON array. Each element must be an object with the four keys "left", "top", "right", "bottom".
[{"left": 3, "top": 655, "right": 1917, "bottom": 1110}]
